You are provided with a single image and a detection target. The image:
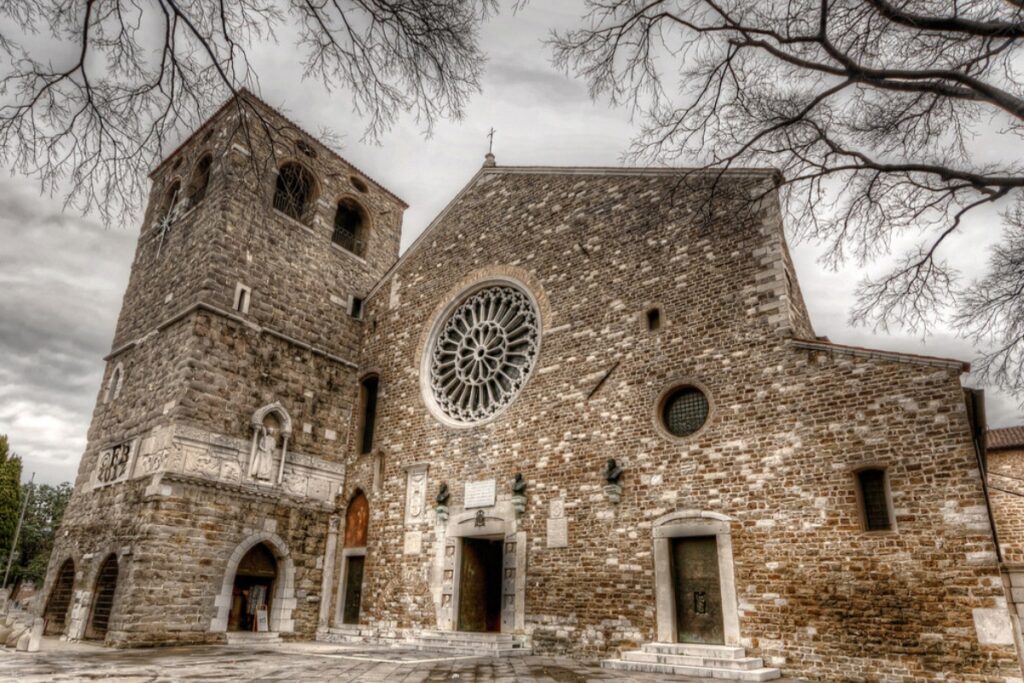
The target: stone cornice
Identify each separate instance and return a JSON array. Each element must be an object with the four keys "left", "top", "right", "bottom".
[
  {"left": 154, "top": 471, "right": 336, "bottom": 510},
  {"left": 791, "top": 338, "right": 969, "bottom": 372},
  {"left": 104, "top": 302, "right": 359, "bottom": 370}
]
